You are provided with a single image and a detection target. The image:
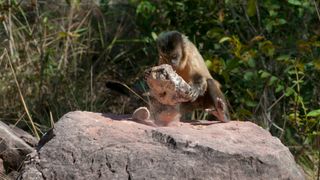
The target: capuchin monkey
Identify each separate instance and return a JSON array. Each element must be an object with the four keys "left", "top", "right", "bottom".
[{"left": 156, "top": 31, "right": 230, "bottom": 123}]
